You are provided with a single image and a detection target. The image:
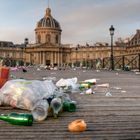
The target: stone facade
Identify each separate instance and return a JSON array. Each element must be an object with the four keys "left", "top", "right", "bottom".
[{"left": 0, "top": 7, "right": 140, "bottom": 67}]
